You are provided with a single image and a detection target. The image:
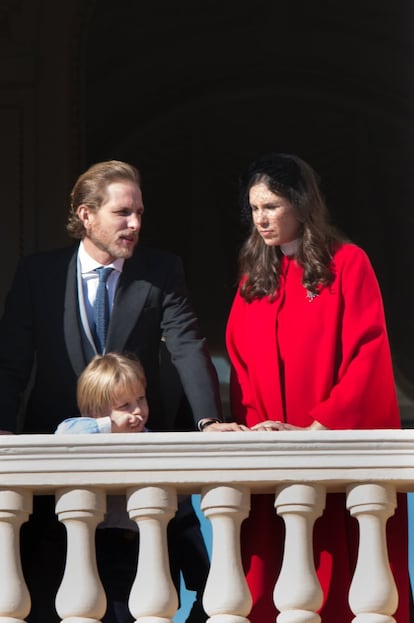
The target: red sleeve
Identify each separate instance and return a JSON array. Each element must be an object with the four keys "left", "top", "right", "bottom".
[
  {"left": 309, "top": 246, "right": 400, "bottom": 429},
  {"left": 226, "top": 286, "right": 260, "bottom": 425}
]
